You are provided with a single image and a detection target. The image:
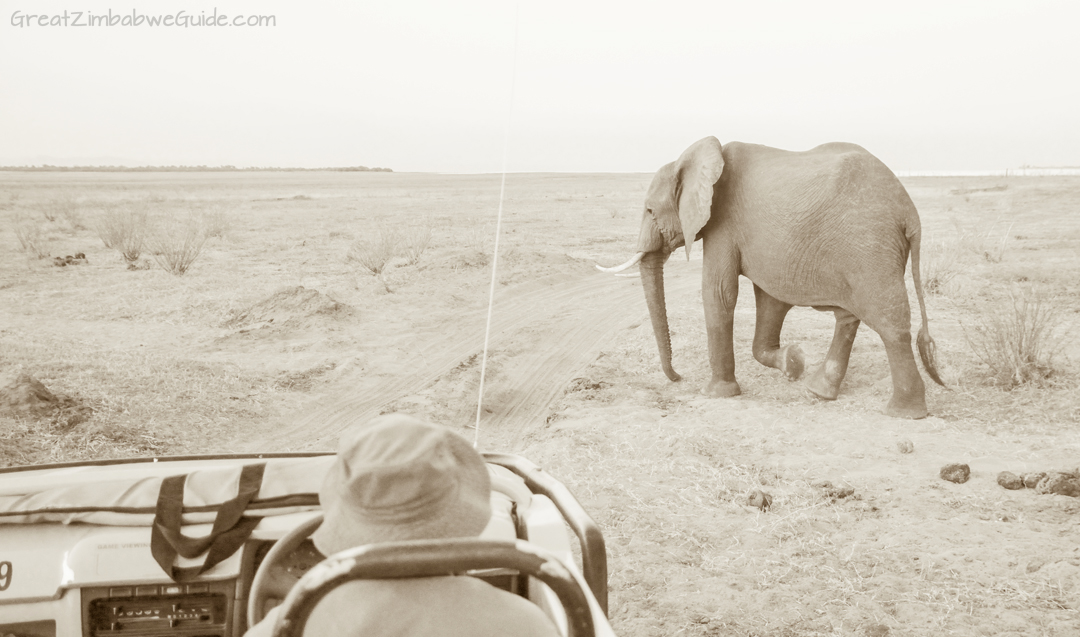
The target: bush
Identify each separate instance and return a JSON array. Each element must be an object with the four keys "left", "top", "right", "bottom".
[
  {"left": 964, "top": 287, "right": 1067, "bottom": 388},
  {"left": 13, "top": 214, "right": 50, "bottom": 259},
  {"left": 200, "top": 207, "right": 231, "bottom": 239},
  {"left": 59, "top": 206, "right": 87, "bottom": 232},
  {"left": 50, "top": 192, "right": 85, "bottom": 231},
  {"left": 95, "top": 207, "right": 147, "bottom": 264},
  {"left": 347, "top": 225, "right": 402, "bottom": 275},
  {"left": 401, "top": 219, "right": 434, "bottom": 266},
  {"left": 148, "top": 215, "right": 208, "bottom": 275},
  {"left": 465, "top": 221, "right": 493, "bottom": 254},
  {"left": 347, "top": 225, "right": 405, "bottom": 293},
  {"left": 37, "top": 200, "right": 60, "bottom": 223}
]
